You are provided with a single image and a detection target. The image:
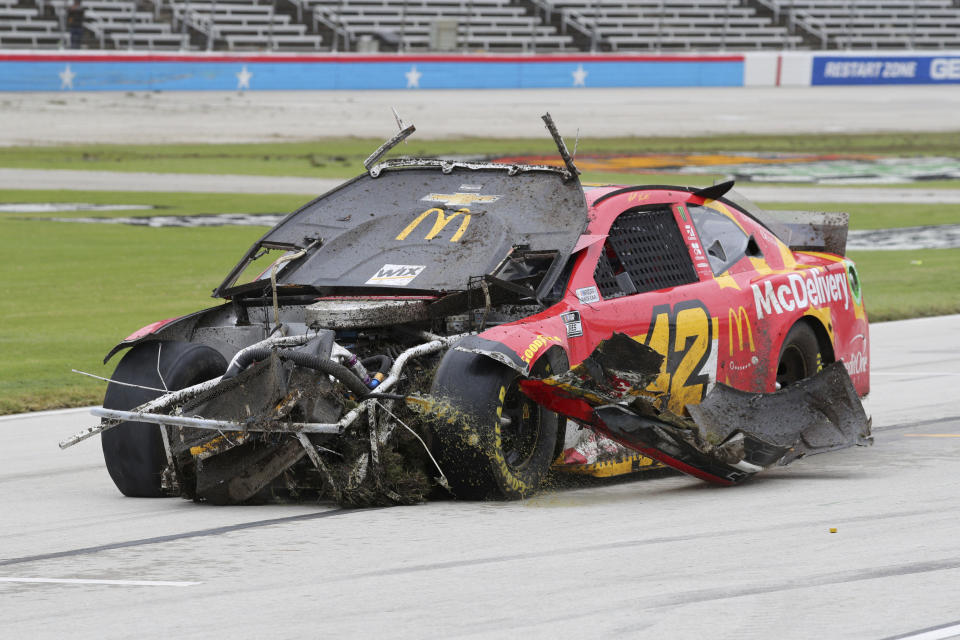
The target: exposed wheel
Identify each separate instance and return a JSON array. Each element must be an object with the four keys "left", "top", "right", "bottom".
[
  {"left": 102, "top": 341, "right": 226, "bottom": 497},
  {"left": 429, "top": 348, "right": 563, "bottom": 500},
  {"left": 776, "top": 322, "right": 822, "bottom": 389}
]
